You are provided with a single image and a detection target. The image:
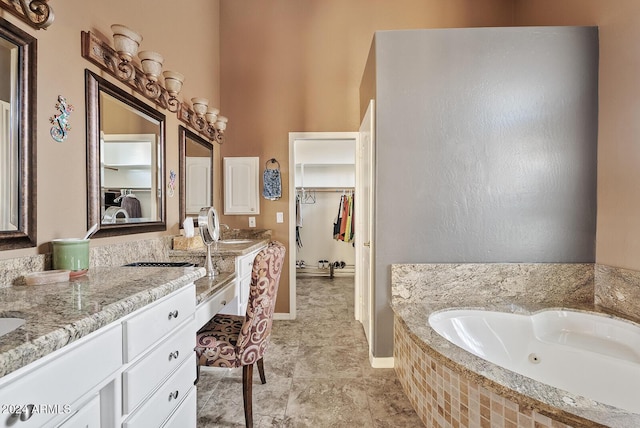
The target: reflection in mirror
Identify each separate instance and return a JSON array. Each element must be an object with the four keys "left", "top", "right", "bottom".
[
  {"left": 86, "top": 70, "right": 166, "bottom": 237},
  {"left": 179, "top": 125, "right": 214, "bottom": 228},
  {"left": 0, "top": 17, "right": 36, "bottom": 250}
]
